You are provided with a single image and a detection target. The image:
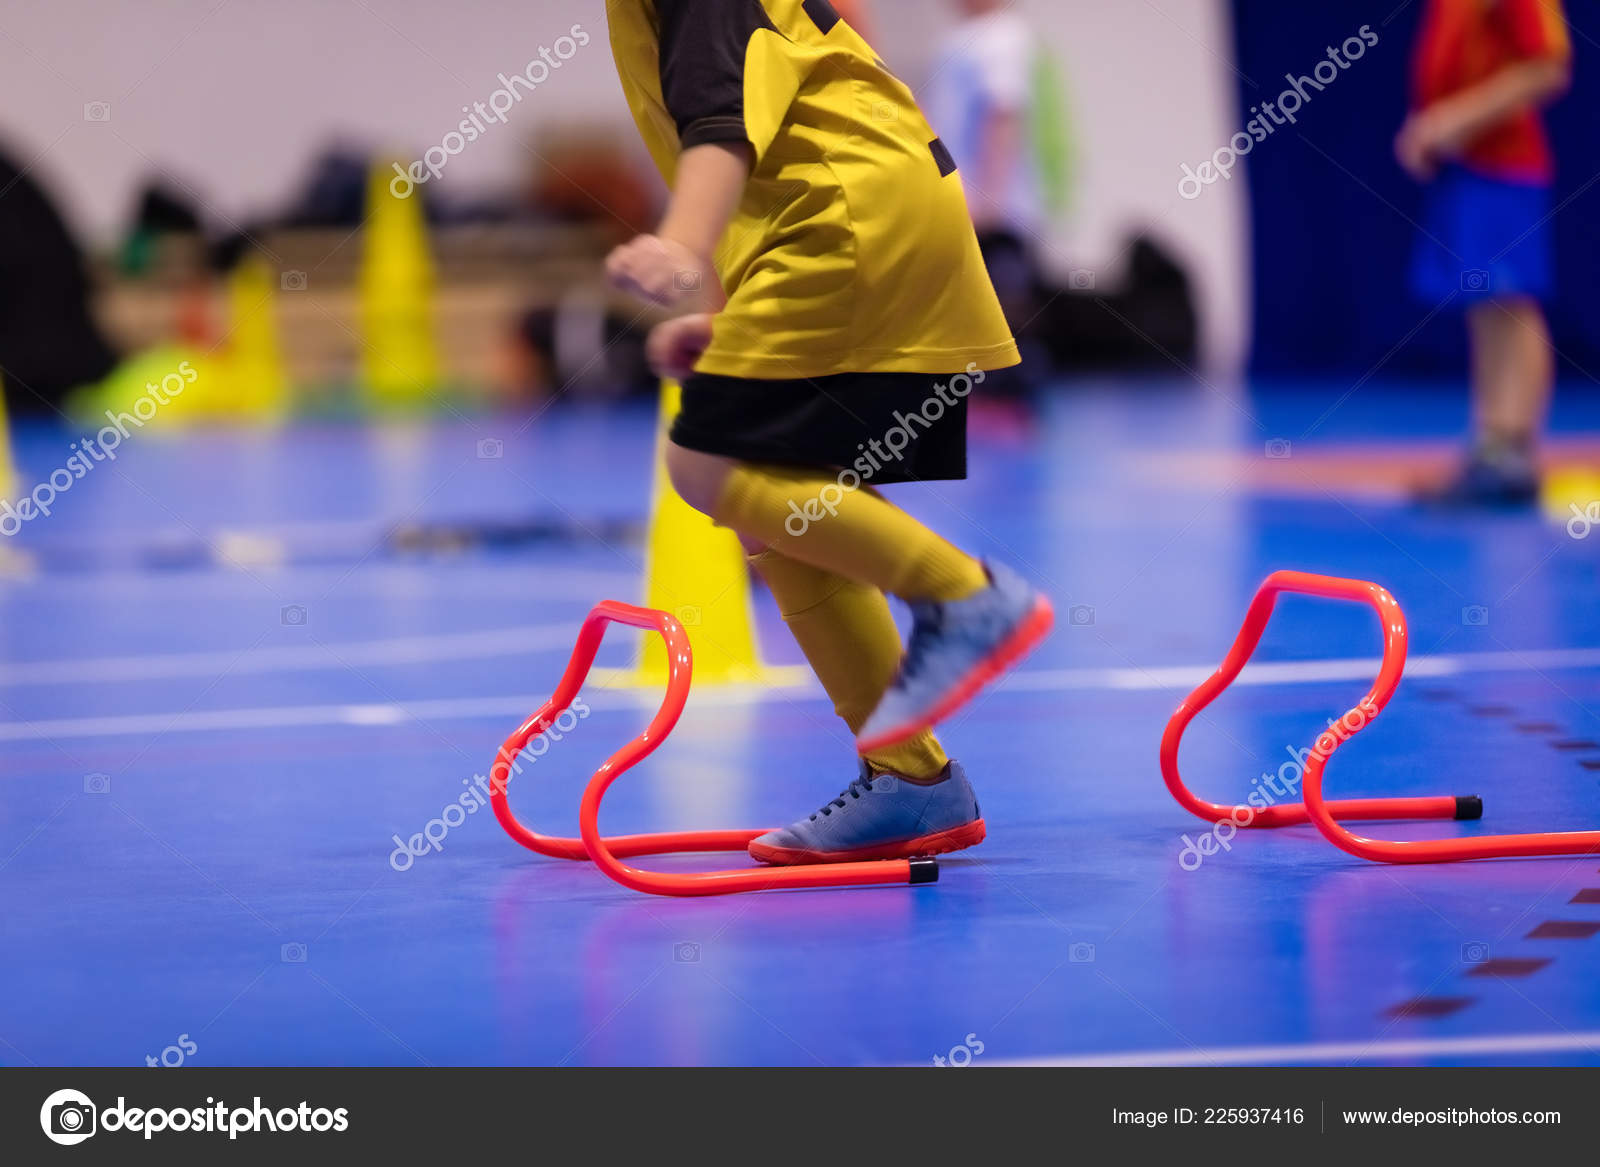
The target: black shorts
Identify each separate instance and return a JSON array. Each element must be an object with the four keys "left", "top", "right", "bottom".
[{"left": 671, "top": 371, "right": 970, "bottom": 484}]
